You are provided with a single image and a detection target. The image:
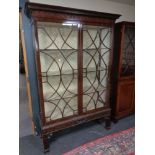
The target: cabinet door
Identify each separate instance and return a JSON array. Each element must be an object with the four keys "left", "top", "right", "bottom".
[
  {"left": 121, "top": 26, "right": 135, "bottom": 77},
  {"left": 36, "top": 22, "right": 79, "bottom": 122},
  {"left": 116, "top": 80, "right": 134, "bottom": 118},
  {"left": 82, "top": 25, "right": 112, "bottom": 112}
]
